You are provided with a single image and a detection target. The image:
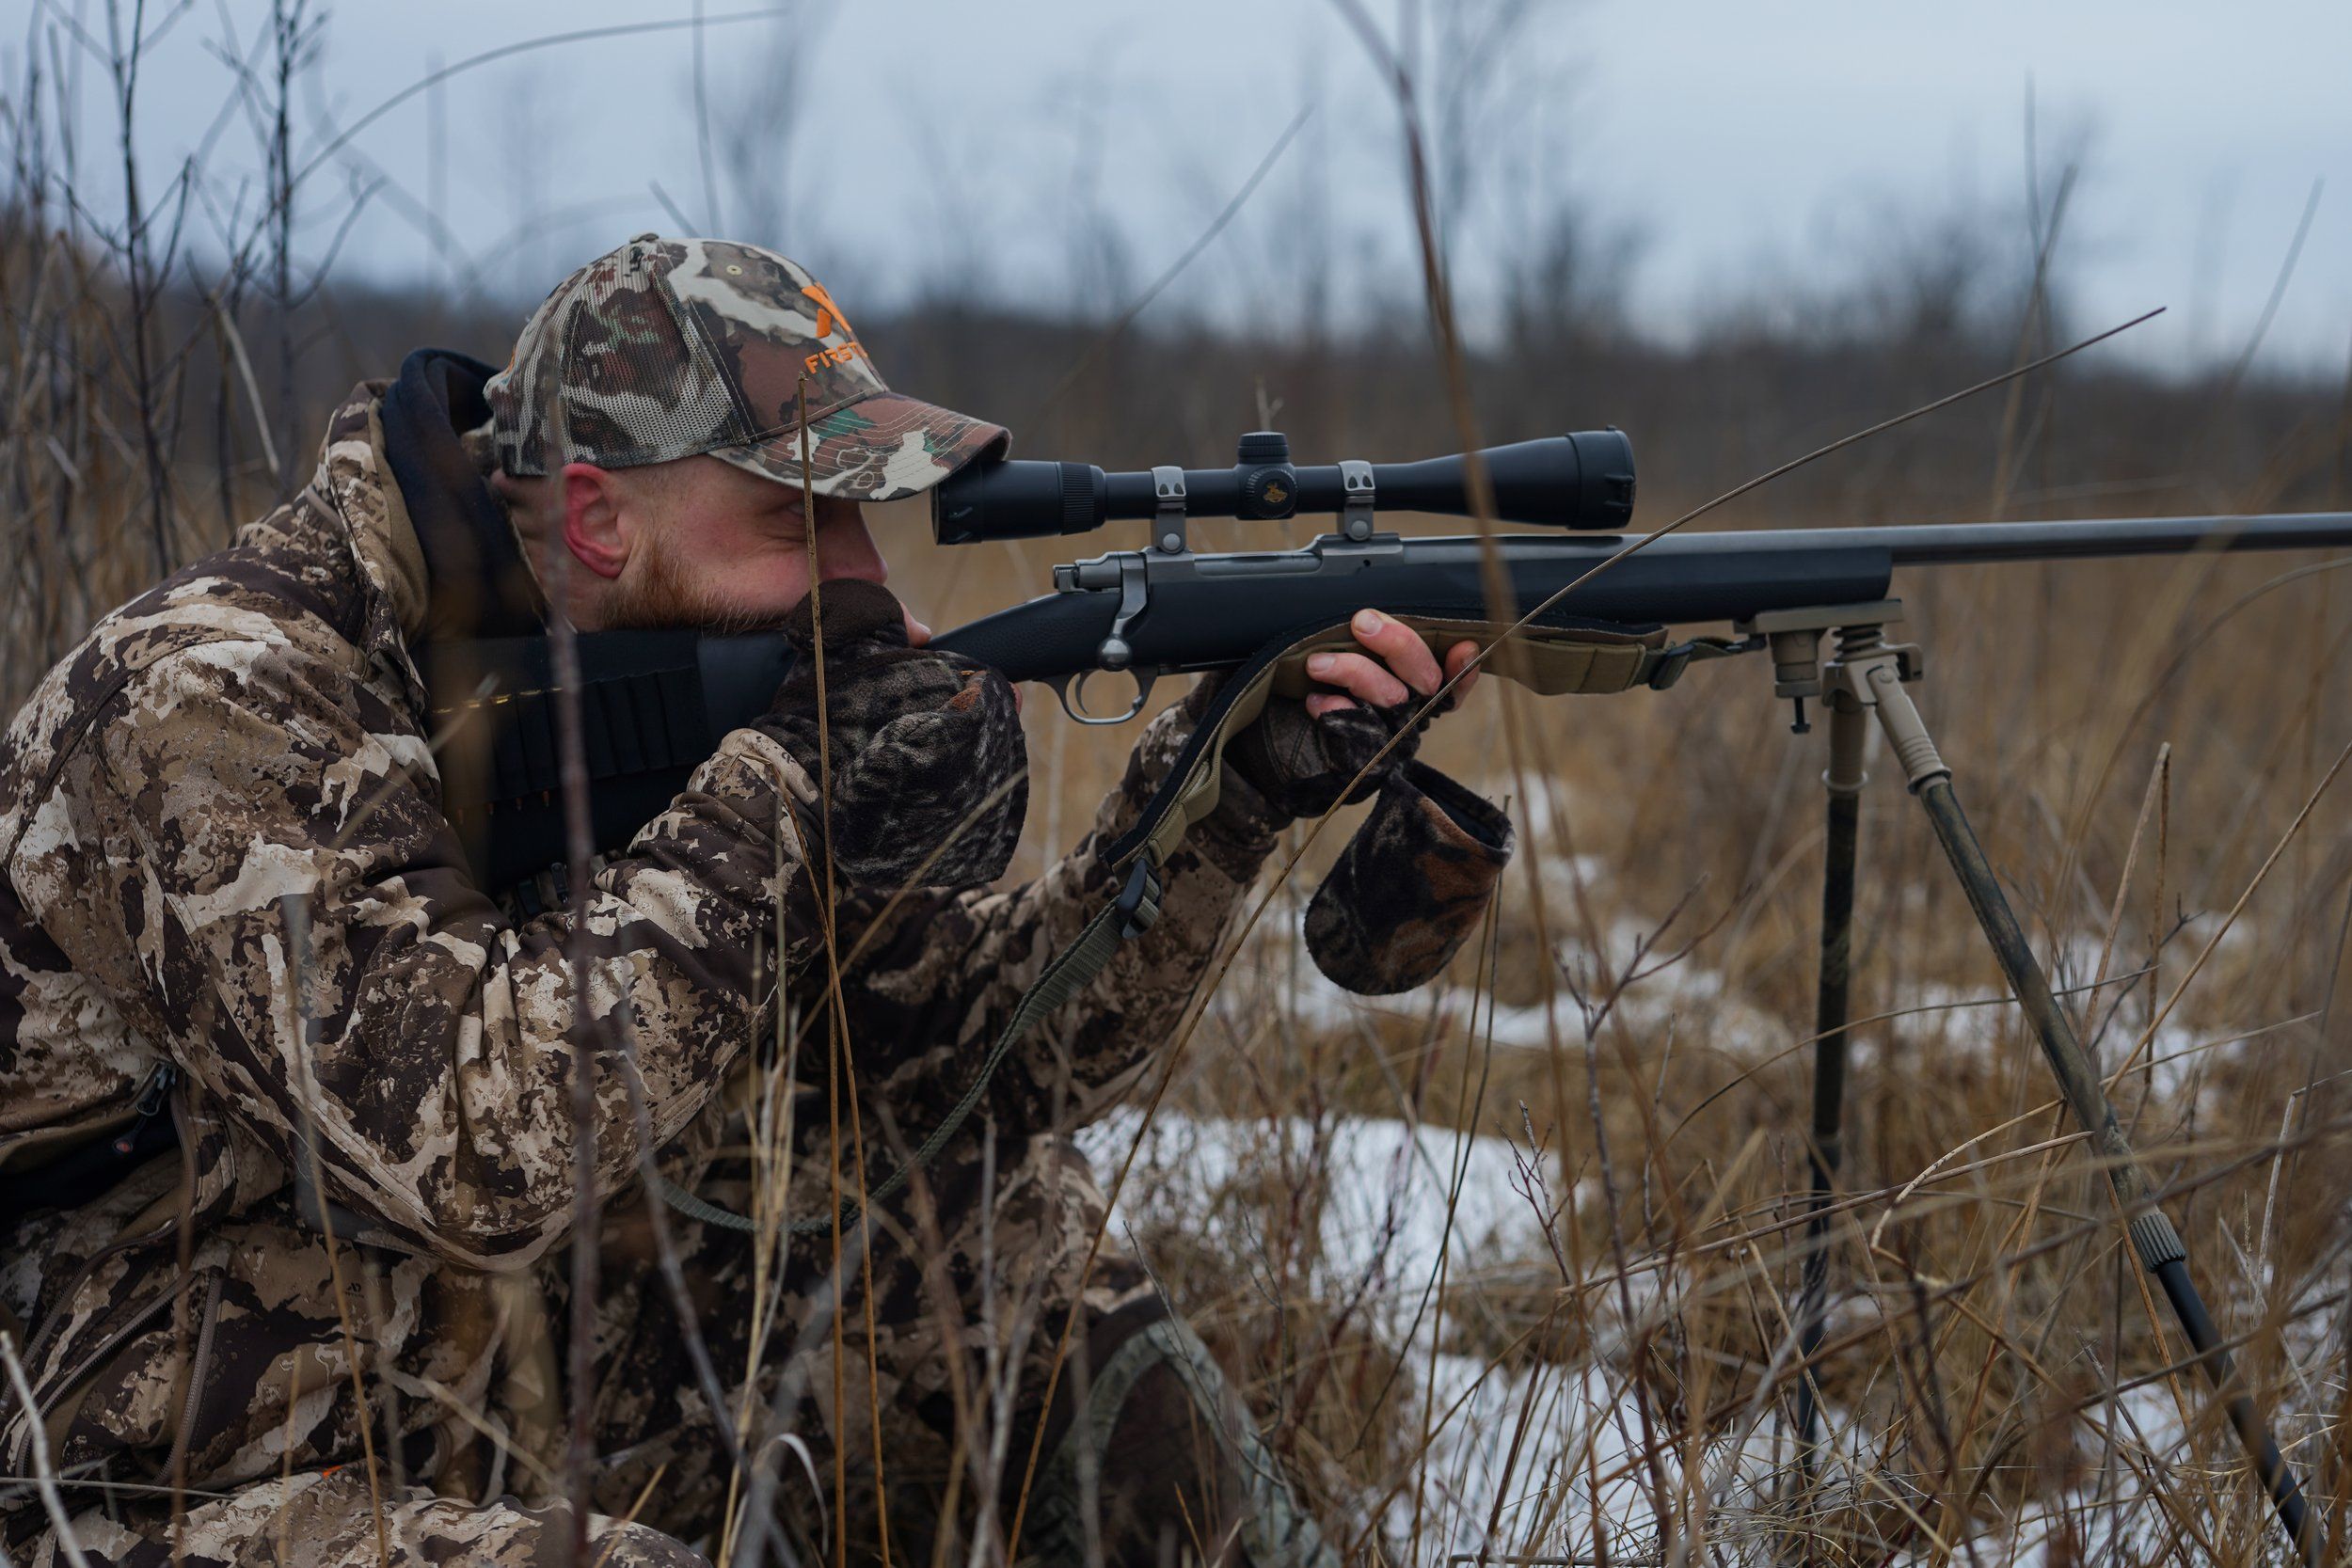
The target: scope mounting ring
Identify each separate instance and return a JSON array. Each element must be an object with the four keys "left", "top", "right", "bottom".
[
  {"left": 1151, "top": 466, "right": 1187, "bottom": 555},
  {"left": 1337, "top": 458, "right": 1375, "bottom": 541}
]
